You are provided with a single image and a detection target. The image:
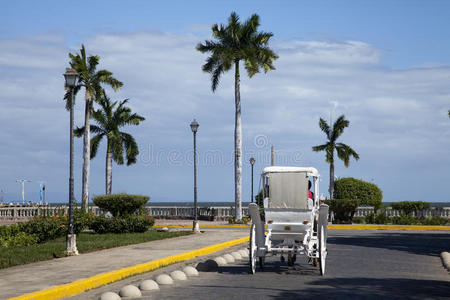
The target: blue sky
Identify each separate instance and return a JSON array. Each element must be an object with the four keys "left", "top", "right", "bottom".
[{"left": 0, "top": 0, "right": 449, "bottom": 204}]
